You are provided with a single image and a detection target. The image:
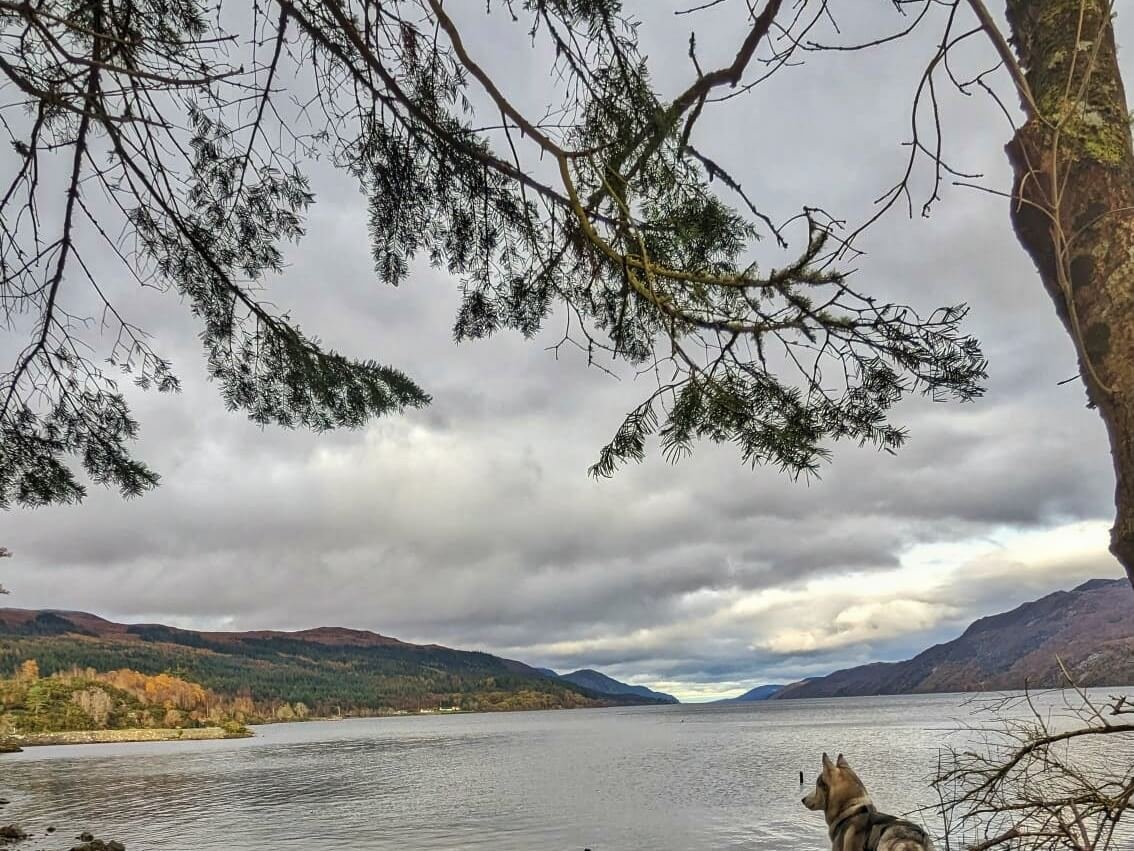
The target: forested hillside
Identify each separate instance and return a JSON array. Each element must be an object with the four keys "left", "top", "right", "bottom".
[{"left": 0, "top": 610, "right": 667, "bottom": 715}]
